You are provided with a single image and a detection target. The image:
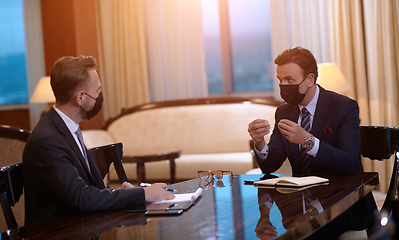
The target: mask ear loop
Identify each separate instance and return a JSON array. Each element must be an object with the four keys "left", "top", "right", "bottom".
[
  {"left": 299, "top": 74, "right": 312, "bottom": 95},
  {"left": 75, "top": 91, "right": 87, "bottom": 112}
]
